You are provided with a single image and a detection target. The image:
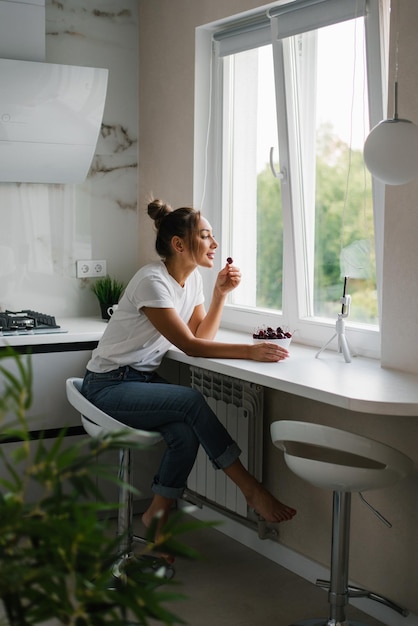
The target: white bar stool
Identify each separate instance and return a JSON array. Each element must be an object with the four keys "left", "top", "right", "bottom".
[
  {"left": 66, "top": 377, "right": 173, "bottom": 581},
  {"left": 270, "top": 420, "right": 413, "bottom": 626}
]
